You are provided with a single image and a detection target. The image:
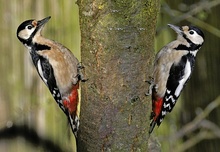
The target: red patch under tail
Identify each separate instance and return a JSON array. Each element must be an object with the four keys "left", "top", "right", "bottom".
[
  {"left": 149, "top": 90, "right": 163, "bottom": 134},
  {"left": 63, "top": 82, "right": 80, "bottom": 136},
  {"left": 63, "top": 83, "right": 79, "bottom": 114}
]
